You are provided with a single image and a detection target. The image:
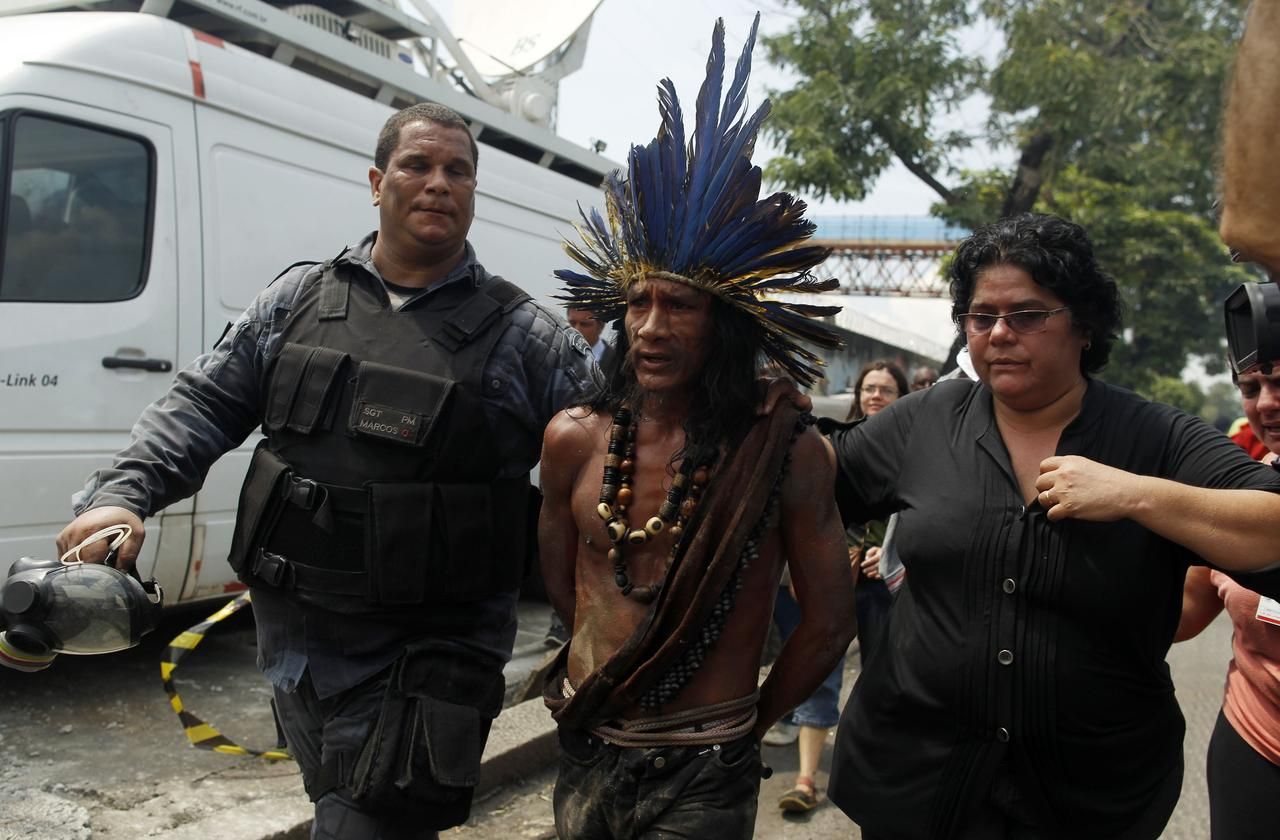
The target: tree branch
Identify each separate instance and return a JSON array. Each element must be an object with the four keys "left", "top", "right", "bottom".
[
  {"left": 1001, "top": 130, "right": 1054, "bottom": 217},
  {"left": 893, "top": 147, "right": 958, "bottom": 205},
  {"left": 862, "top": 114, "right": 957, "bottom": 205}
]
